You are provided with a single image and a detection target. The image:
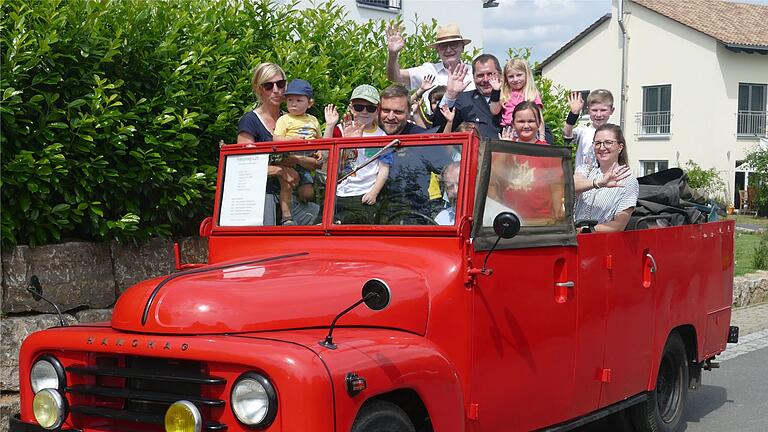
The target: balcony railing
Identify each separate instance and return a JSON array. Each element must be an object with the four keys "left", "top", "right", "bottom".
[
  {"left": 356, "top": 0, "right": 402, "bottom": 10},
  {"left": 737, "top": 110, "right": 767, "bottom": 137},
  {"left": 635, "top": 111, "right": 671, "bottom": 137}
]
